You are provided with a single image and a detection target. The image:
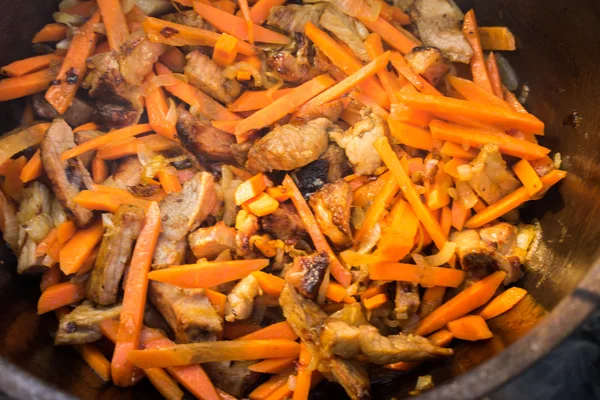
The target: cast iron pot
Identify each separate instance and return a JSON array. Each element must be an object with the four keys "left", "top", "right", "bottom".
[{"left": 0, "top": 0, "right": 599, "bottom": 399}]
